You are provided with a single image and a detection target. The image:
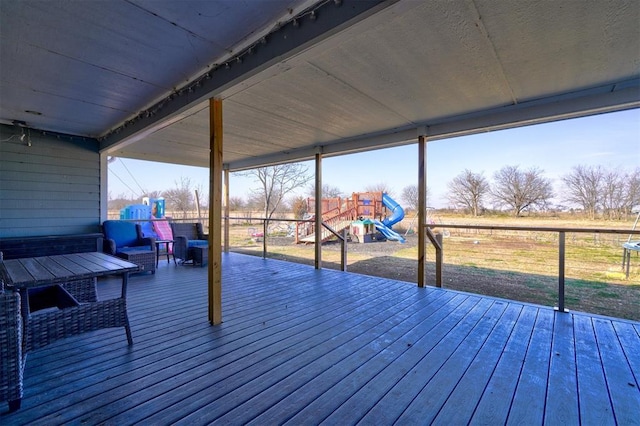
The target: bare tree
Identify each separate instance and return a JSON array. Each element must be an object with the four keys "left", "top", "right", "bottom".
[
  {"left": 162, "top": 176, "right": 196, "bottom": 219},
  {"left": 400, "top": 184, "right": 430, "bottom": 212},
  {"left": 143, "top": 190, "right": 163, "bottom": 200},
  {"left": 289, "top": 195, "right": 309, "bottom": 219},
  {"left": 241, "top": 163, "right": 313, "bottom": 220},
  {"left": 601, "top": 168, "right": 626, "bottom": 220},
  {"left": 561, "top": 165, "right": 604, "bottom": 219},
  {"left": 107, "top": 193, "right": 137, "bottom": 211},
  {"left": 447, "top": 170, "right": 490, "bottom": 216},
  {"left": 602, "top": 167, "right": 640, "bottom": 219},
  {"left": 401, "top": 184, "right": 419, "bottom": 212},
  {"left": 228, "top": 196, "right": 245, "bottom": 211},
  {"left": 624, "top": 168, "right": 640, "bottom": 217},
  {"left": 491, "top": 165, "right": 553, "bottom": 216},
  {"left": 306, "top": 184, "right": 343, "bottom": 198},
  {"left": 365, "top": 182, "right": 394, "bottom": 196}
]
